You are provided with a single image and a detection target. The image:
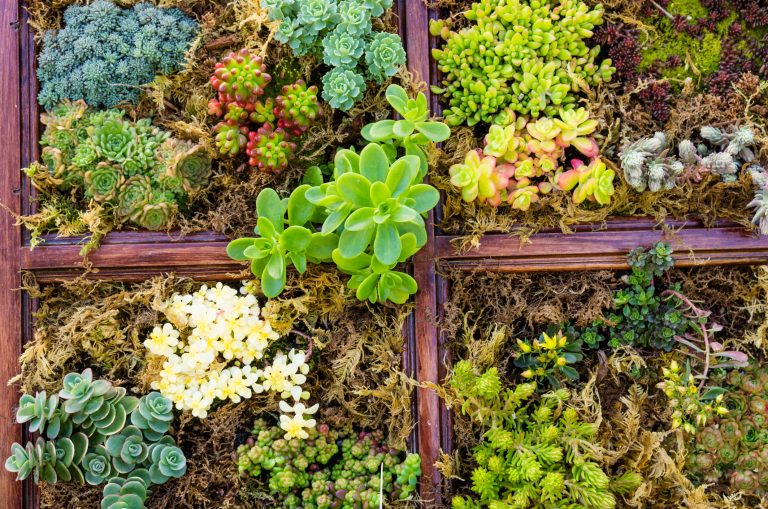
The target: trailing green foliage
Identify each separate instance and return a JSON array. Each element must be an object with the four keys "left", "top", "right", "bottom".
[
  {"left": 430, "top": 0, "right": 614, "bottom": 125},
  {"left": 447, "top": 360, "right": 641, "bottom": 509},
  {"left": 227, "top": 85, "right": 445, "bottom": 304},
  {"left": 260, "top": 0, "right": 406, "bottom": 111},
  {"left": 28, "top": 101, "right": 211, "bottom": 231},
  {"left": 5, "top": 369, "right": 185, "bottom": 508},
  {"left": 237, "top": 419, "right": 420, "bottom": 508},
  {"left": 208, "top": 49, "right": 320, "bottom": 173},
  {"left": 37, "top": 0, "right": 198, "bottom": 110}
]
